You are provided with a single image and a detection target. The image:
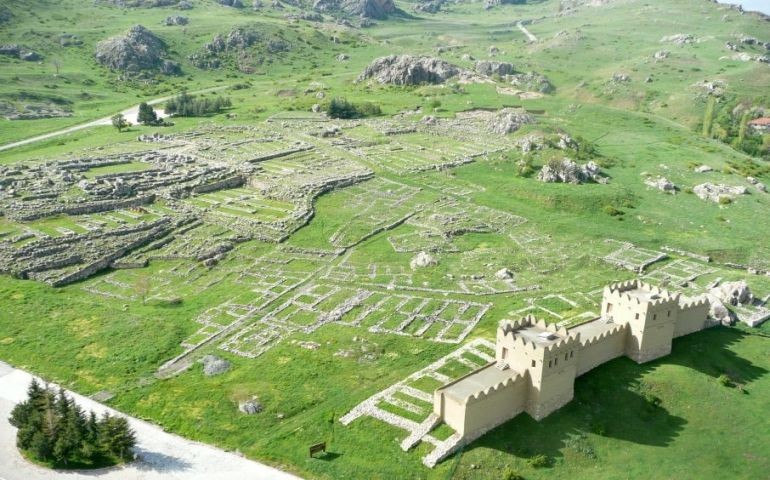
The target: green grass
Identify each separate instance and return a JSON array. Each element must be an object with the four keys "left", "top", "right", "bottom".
[{"left": 1, "top": 0, "right": 769, "bottom": 479}]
